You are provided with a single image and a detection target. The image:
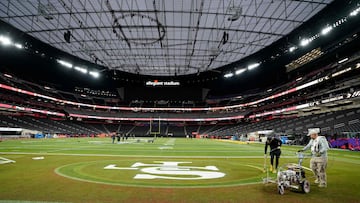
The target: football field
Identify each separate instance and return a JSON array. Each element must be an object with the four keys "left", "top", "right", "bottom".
[{"left": 0, "top": 137, "right": 360, "bottom": 202}]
